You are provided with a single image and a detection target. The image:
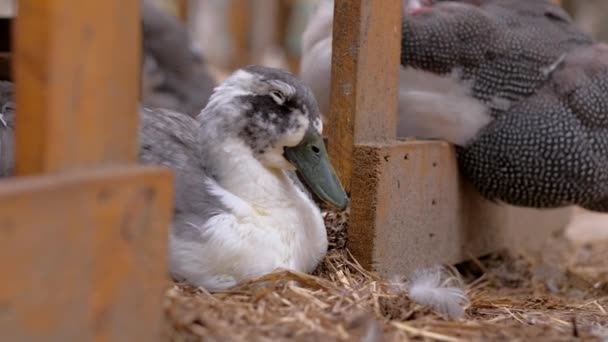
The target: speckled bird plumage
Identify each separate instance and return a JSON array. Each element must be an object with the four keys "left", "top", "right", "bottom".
[
  {"left": 401, "top": 0, "right": 608, "bottom": 211},
  {"left": 401, "top": 0, "right": 592, "bottom": 113}
]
